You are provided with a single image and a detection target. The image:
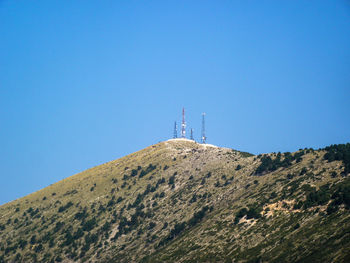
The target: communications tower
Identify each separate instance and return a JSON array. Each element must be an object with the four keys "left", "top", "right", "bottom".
[
  {"left": 181, "top": 107, "right": 186, "bottom": 138},
  {"left": 201, "top": 113, "right": 206, "bottom": 144},
  {"left": 173, "top": 121, "right": 178, "bottom": 139}
]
